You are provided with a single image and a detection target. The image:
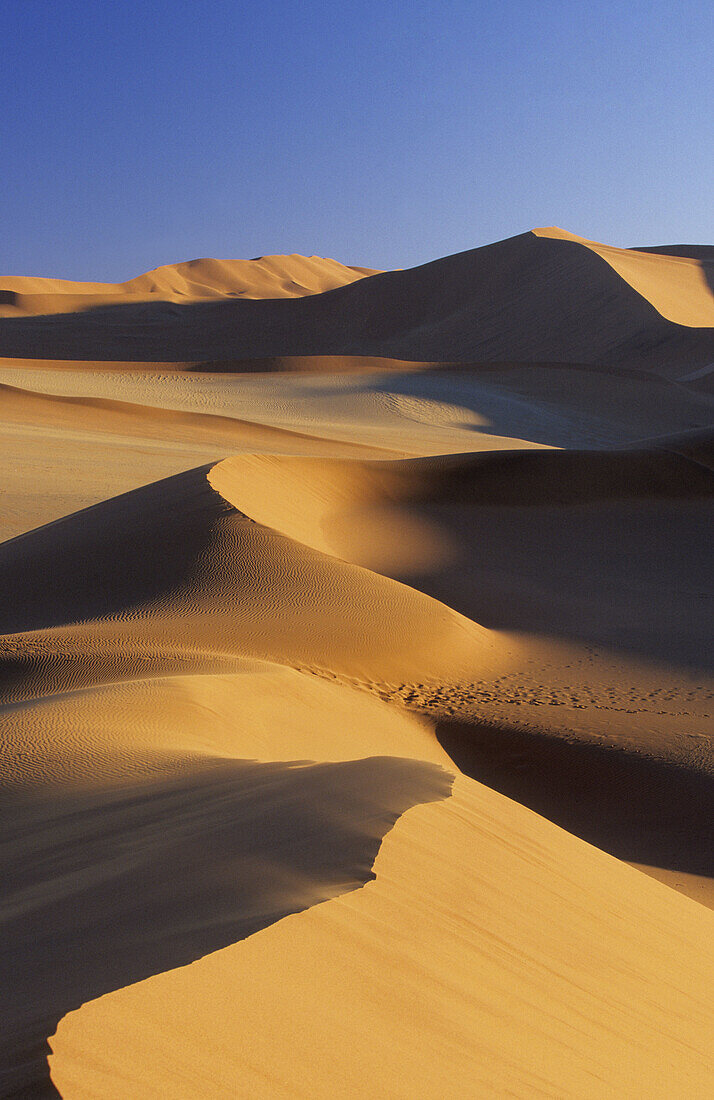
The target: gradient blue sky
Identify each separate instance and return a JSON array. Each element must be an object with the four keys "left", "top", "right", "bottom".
[{"left": 3, "top": 0, "right": 712, "bottom": 280}]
